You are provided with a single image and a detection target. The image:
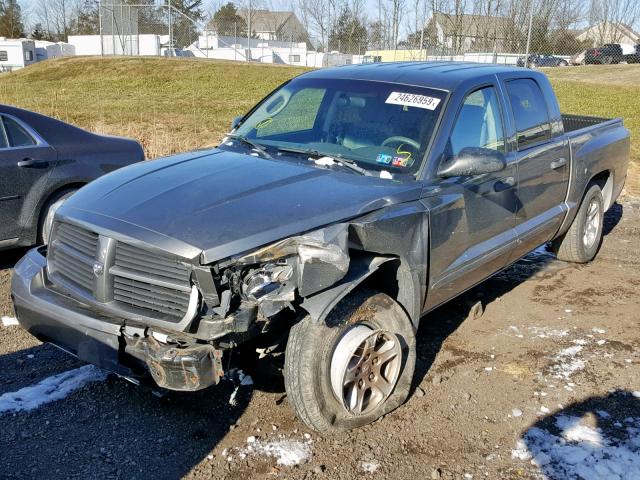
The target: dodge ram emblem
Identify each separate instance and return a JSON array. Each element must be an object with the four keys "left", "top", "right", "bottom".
[{"left": 93, "top": 261, "right": 104, "bottom": 277}]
